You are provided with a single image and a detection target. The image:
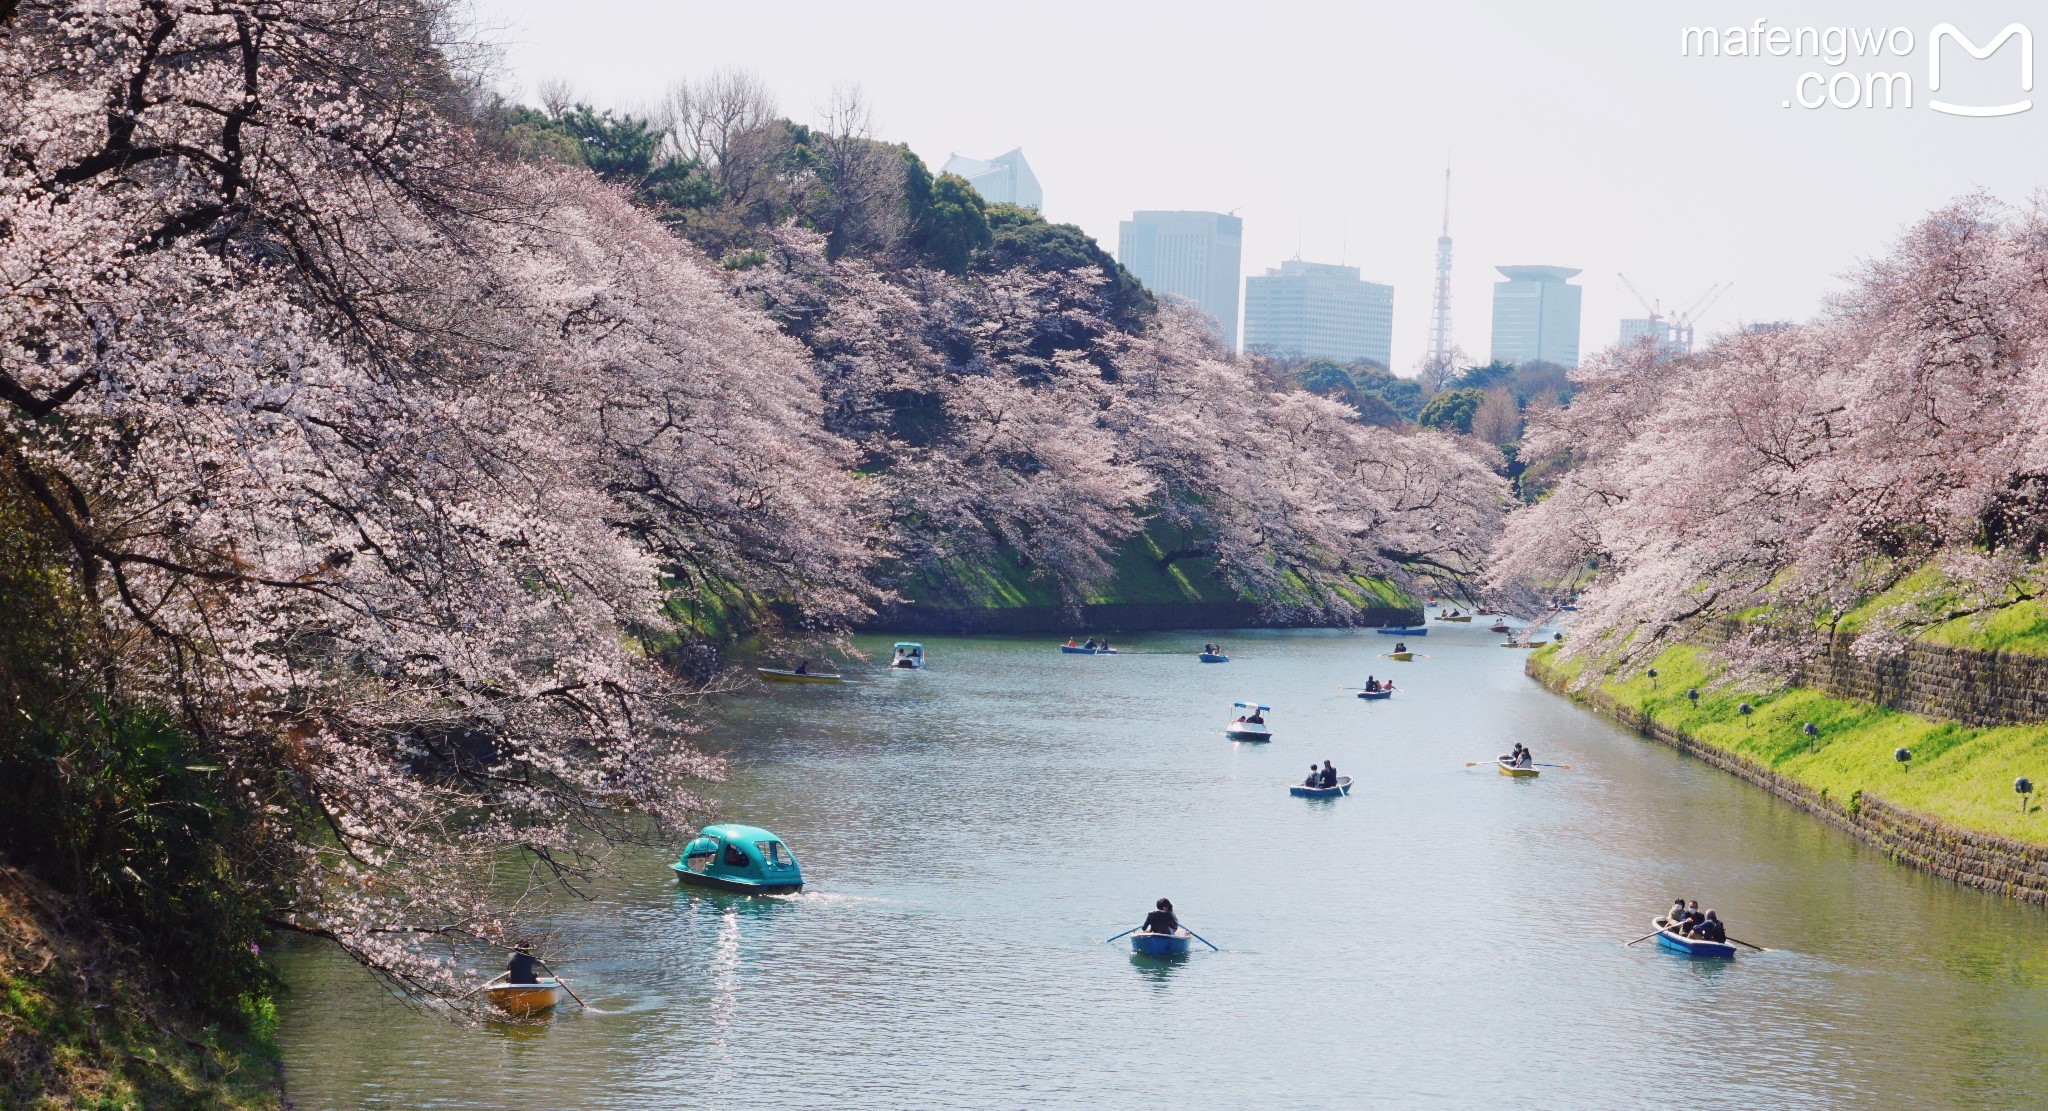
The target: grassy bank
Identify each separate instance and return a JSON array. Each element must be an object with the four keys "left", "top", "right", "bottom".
[
  {"left": 893, "top": 520, "right": 1412, "bottom": 615},
  {"left": 1834, "top": 565, "right": 2048, "bottom": 655},
  {"left": 1534, "top": 644, "right": 2048, "bottom": 845},
  {"left": 0, "top": 869, "right": 279, "bottom": 1110}
]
